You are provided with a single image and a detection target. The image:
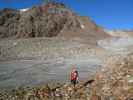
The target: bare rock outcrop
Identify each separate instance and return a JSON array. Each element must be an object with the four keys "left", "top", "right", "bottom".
[
  {"left": 0, "top": 8, "right": 20, "bottom": 38},
  {"left": 0, "top": 3, "right": 81, "bottom": 38},
  {"left": 16, "top": 4, "right": 81, "bottom": 38}
]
